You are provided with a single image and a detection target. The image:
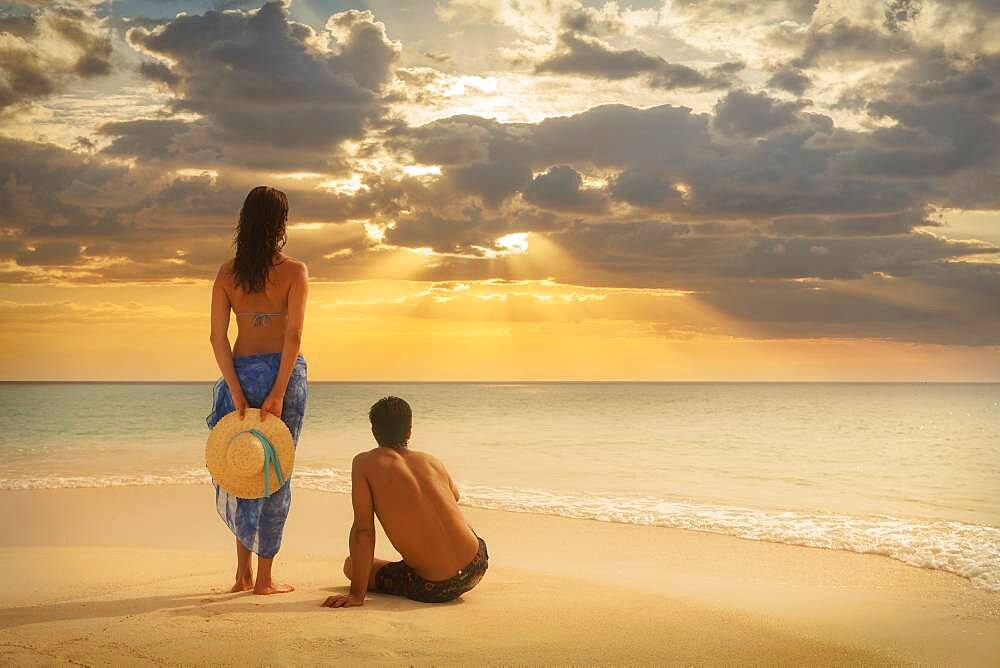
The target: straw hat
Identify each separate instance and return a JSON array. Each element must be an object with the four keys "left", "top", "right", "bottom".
[{"left": 206, "top": 408, "right": 295, "bottom": 499}]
